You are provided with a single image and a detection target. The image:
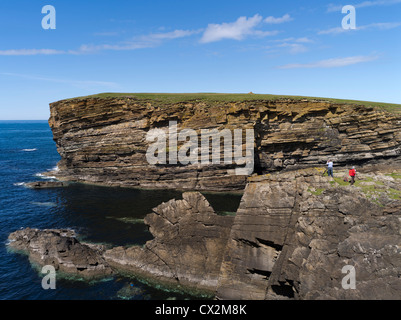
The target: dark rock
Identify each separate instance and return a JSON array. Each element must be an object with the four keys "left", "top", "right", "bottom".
[
  {"left": 8, "top": 170, "right": 401, "bottom": 299},
  {"left": 8, "top": 228, "right": 113, "bottom": 278},
  {"left": 104, "top": 192, "right": 234, "bottom": 293},
  {"left": 25, "top": 181, "right": 68, "bottom": 189},
  {"left": 215, "top": 168, "right": 401, "bottom": 300}
]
